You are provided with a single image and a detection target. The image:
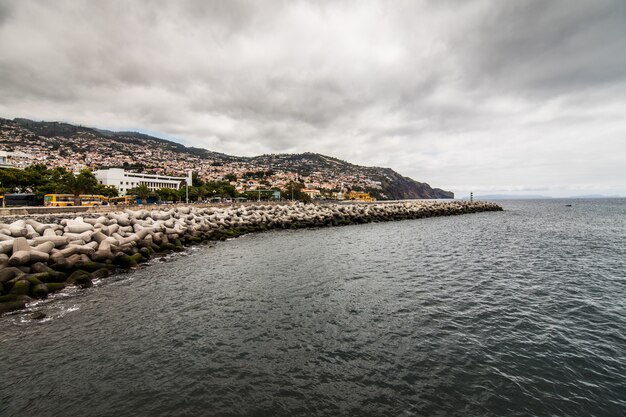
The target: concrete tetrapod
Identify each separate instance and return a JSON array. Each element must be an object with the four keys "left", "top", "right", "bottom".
[{"left": 0, "top": 201, "right": 502, "bottom": 315}]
